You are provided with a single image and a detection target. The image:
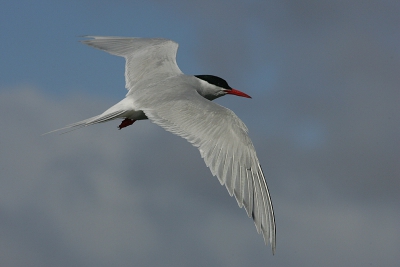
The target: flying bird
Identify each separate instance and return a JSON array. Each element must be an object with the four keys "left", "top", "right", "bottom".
[{"left": 48, "top": 36, "right": 276, "bottom": 254}]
